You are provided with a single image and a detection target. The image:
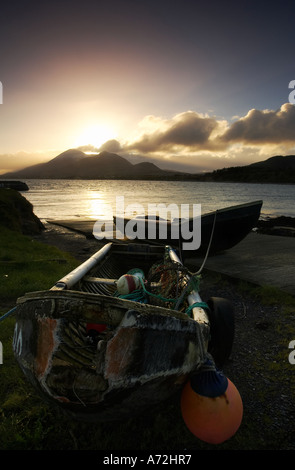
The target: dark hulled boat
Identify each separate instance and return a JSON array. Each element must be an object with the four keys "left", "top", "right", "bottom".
[{"left": 113, "top": 200, "right": 263, "bottom": 256}]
